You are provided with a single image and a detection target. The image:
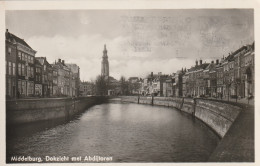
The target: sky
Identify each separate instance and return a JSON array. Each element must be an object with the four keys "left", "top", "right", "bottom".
[{"left": 6, "top": 9, "right": 254, "bottom": 81}]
